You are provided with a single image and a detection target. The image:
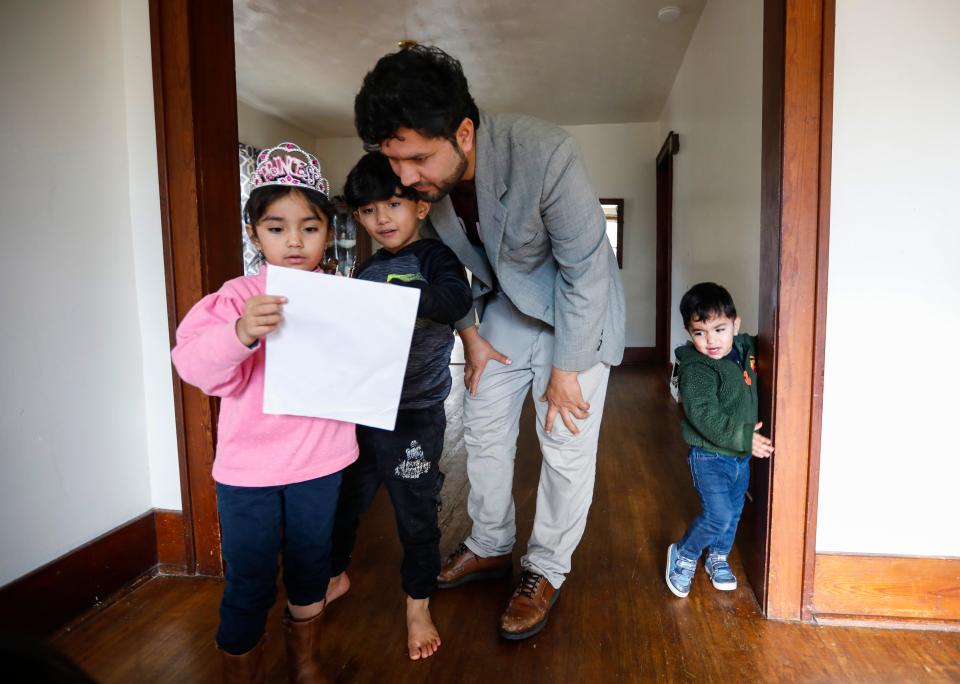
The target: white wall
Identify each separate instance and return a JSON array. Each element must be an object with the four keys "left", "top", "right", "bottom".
[
  {"left": 122, "top": 0, "right": 180, "bottom": 511},
  {"left": 313, "top": 136, "right": 365, "bottom": 196},
  {"left": 816, "top": 1, "right": 960, "bottom": 556},
  {"left": 237, "top": 103, "right": 361, "bottom": 195},
  {"left": 0, "top": 0, "right": 175, "bottom": 586},
  {"left": 657, "top": 0, "right": 763, "bottom": 355},
  {"left": 237, "top": 100, "right": 318, "bottom": 156},
  {"left": 562, "top": 124, "right": 659, "bottom": 348}
]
